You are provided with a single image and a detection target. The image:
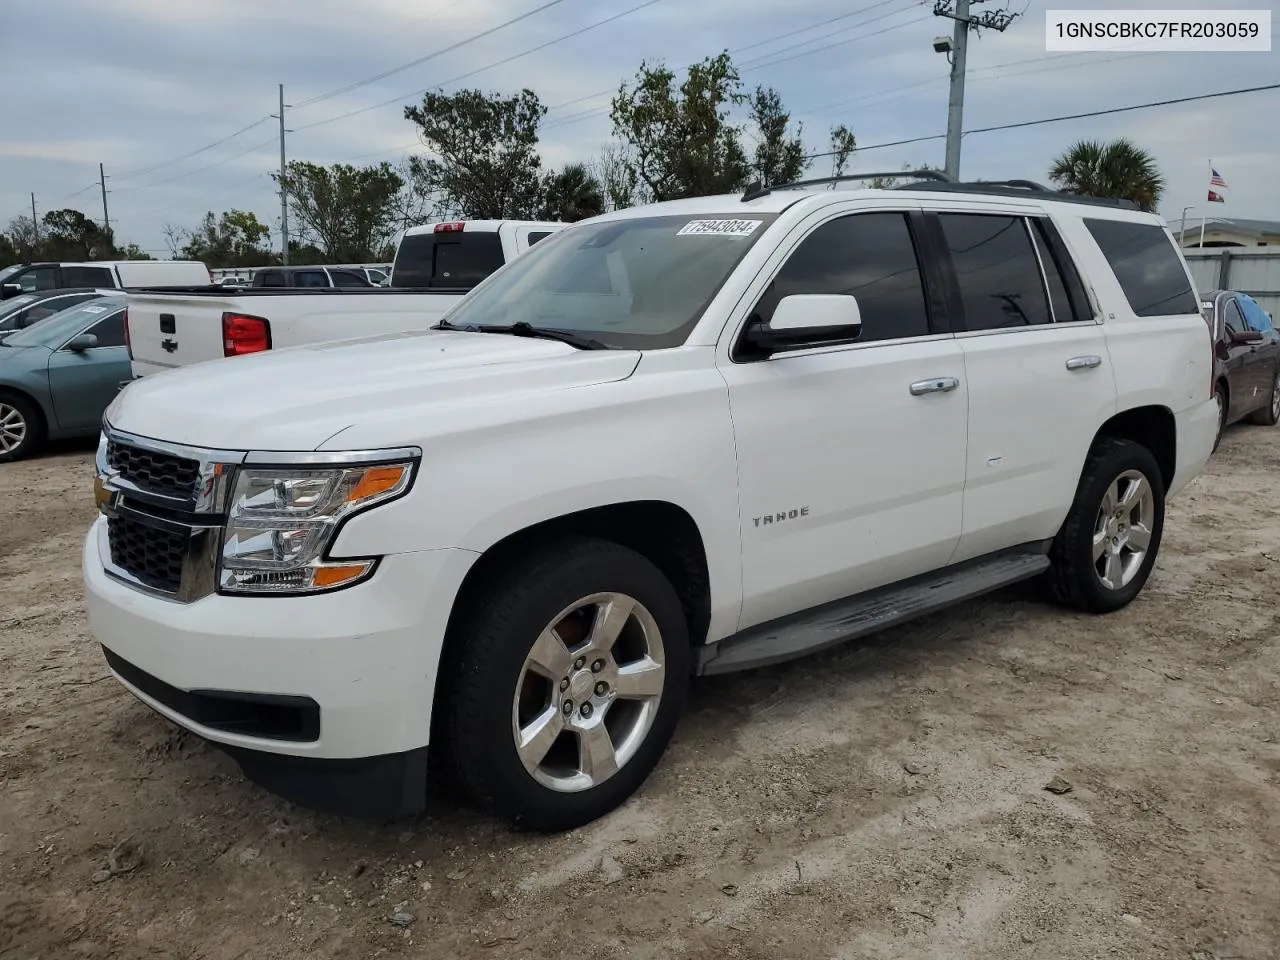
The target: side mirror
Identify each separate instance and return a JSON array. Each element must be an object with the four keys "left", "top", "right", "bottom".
[
  {"left": 66, "top": 333, "right": 98, "bottom": 352},
  {"left": 745, "top": 294, "right": 863, "bottom": 354},
  {"left": 1229, "top": 328, "right": 1264, "bottom": 345},
  {"left": 0, "top": 283, "right": 22, "bottom": 300}
]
